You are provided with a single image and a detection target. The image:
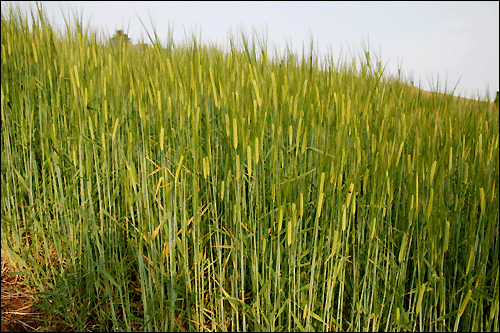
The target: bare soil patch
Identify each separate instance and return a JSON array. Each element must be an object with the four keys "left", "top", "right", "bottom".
[{"left": 1, "top": 250, "right": 72, "bottom": 332}]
